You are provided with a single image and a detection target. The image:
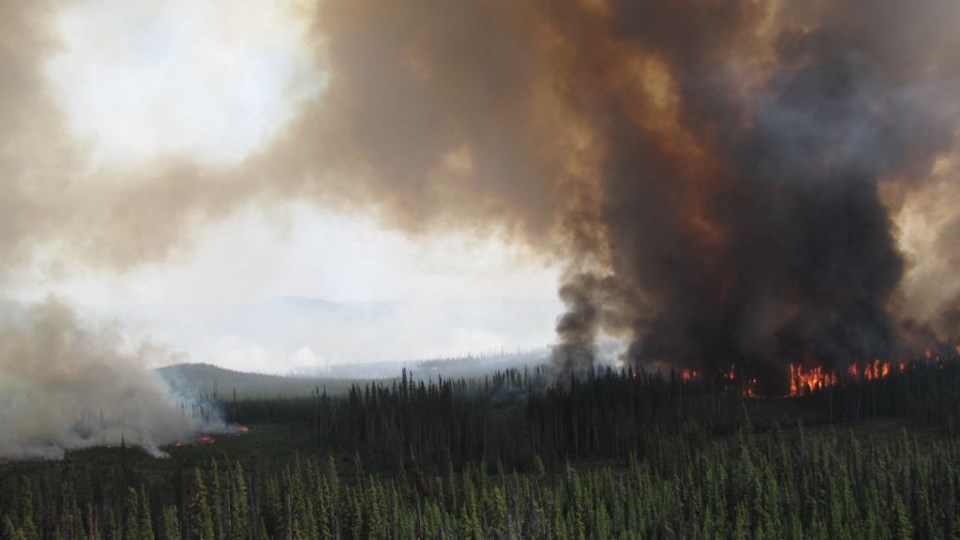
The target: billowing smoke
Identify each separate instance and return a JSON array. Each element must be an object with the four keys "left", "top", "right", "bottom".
[
  {"left": 0, "top": 2, "right": 229, "bottom": 459},
  {"left": 550, "top": 0, "right": 960, "bottom": 374},
  {"left": 2, "top": 0, "right": 960, "bottom": 405},
  {"left": 269, "top": 0, "right": 960, "bottom": 377},
  {"left": 0, "top": 300, "right": 214, "bottom": 460}
]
